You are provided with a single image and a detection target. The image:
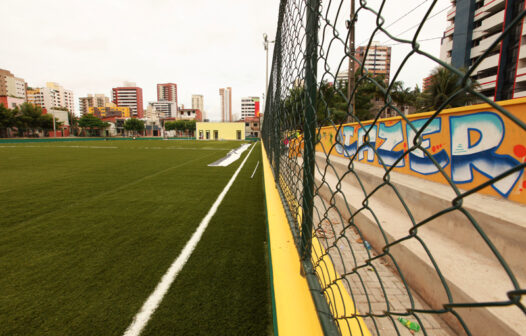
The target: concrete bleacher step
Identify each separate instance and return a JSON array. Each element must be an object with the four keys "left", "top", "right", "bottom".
[{"left": 311, "top": 152, "right": 526, "bottom": 336}]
